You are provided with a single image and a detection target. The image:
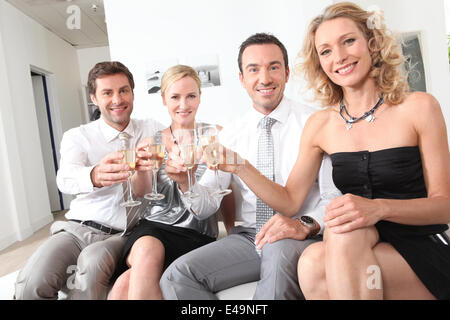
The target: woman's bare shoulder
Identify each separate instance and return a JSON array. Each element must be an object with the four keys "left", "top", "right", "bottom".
[
  {"left": 301, "top": 107, "right": 336, "bottom": 147},
  {"left": 402, "top": 91, "right": 441, "bottom": 113},
  {"left": 401, "top": 92, "right": 445, "bottom": 135},
  {"left": 306, "top": 106, "right": 336, "bottom": 128}
]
